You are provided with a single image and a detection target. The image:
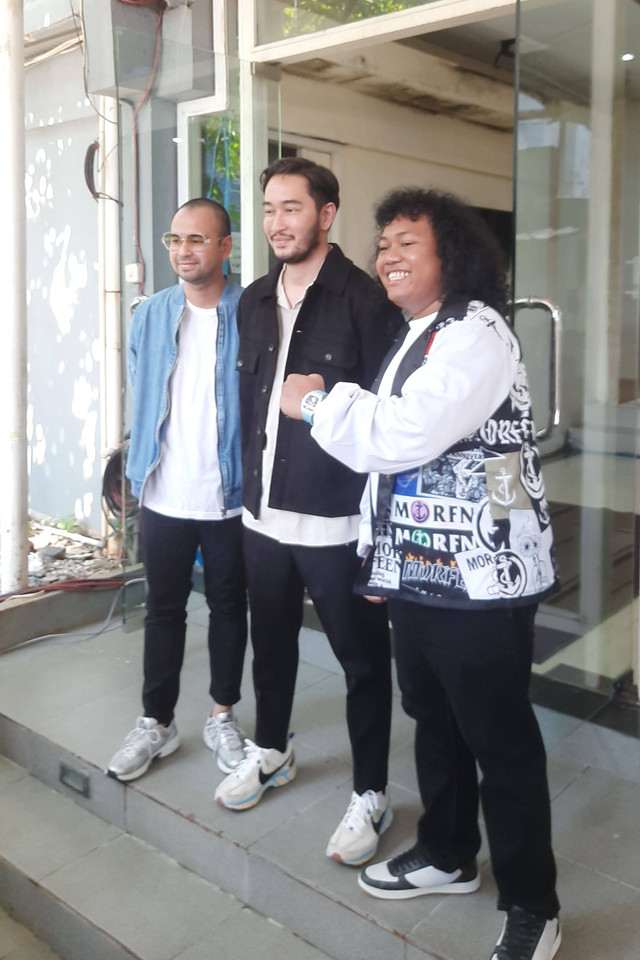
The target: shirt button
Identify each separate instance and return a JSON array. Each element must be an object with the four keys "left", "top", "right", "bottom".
[
  {"left": 268, "top": 344, "right": 275, "bottom": 352},
  {"left": 253, "top": 469, "right": 259, "bottom": 476},
  {"left": 256, "top": 427, "right": 262, "bottom": 435},
  {"left": 261, "top": 385, "right": 268, "bottom": 393},
  {"left": 324, "top": 353, "right": 332, "bottom": 361},
  {"left": 236, "top": 360, "right": 243, "bottom": 368}
]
